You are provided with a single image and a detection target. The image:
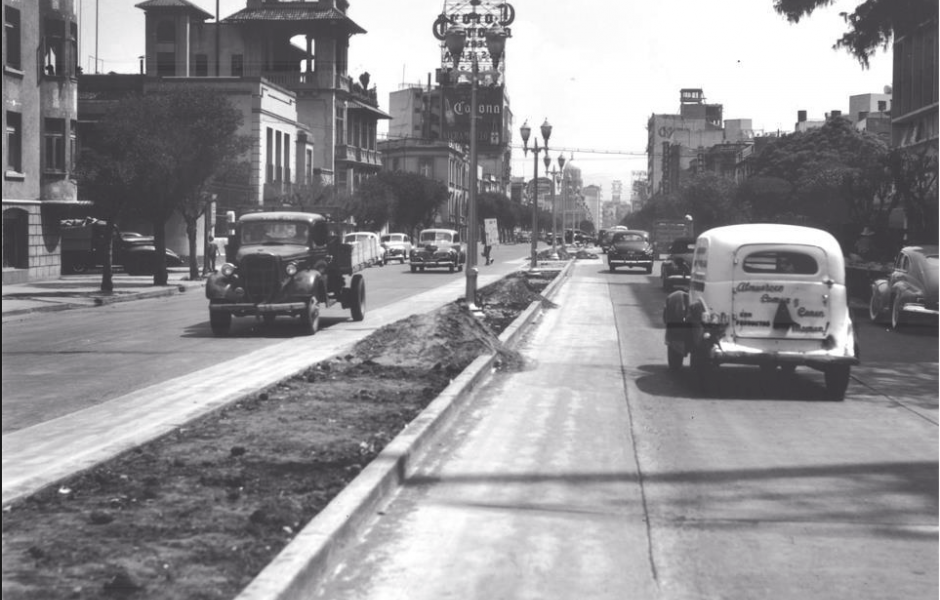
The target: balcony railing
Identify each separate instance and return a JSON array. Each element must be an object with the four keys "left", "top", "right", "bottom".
[
  {"left": 335, "top": 145, "right": 382, "bottom": 167},
  {"left": 260, "top": 71, "right": 352, "bottom": 93}
]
